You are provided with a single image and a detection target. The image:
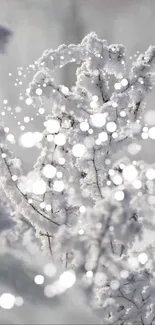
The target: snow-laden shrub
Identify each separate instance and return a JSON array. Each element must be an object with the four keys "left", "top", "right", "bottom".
[{"left": 1, "top": 33, "right": 155, "bottom": 323}]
